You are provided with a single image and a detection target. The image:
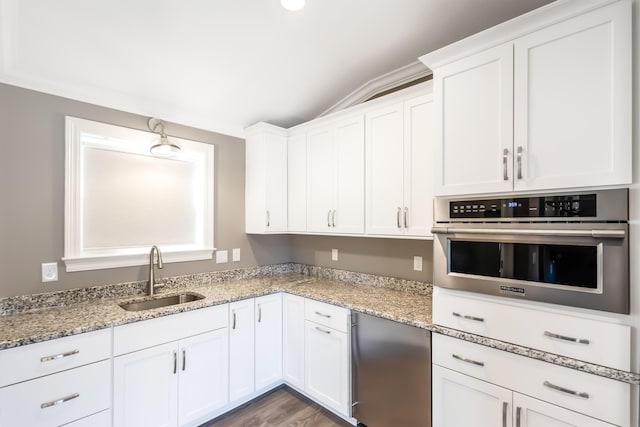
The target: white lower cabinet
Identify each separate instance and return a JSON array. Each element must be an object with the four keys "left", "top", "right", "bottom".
[
  {"left": 113, "top": 305, "right": 229, "bottom": 427},
  {"left": 283, "top": 294, "right": 306, "bottom": 390},
  {"left": 255, "top": 293, "right": 283, "bottom": 391},
  {"left": 432, "top": 334, "right": 628, "bottom": 427},
  {"left": 229, "top": 298, "right": 255, "bottom": 402},
  {"left": 304, "top": 300, "right": 350, "bottom": 417},
  {"left": 433, "top": 365, "right": 615, "bottom": 427}
]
